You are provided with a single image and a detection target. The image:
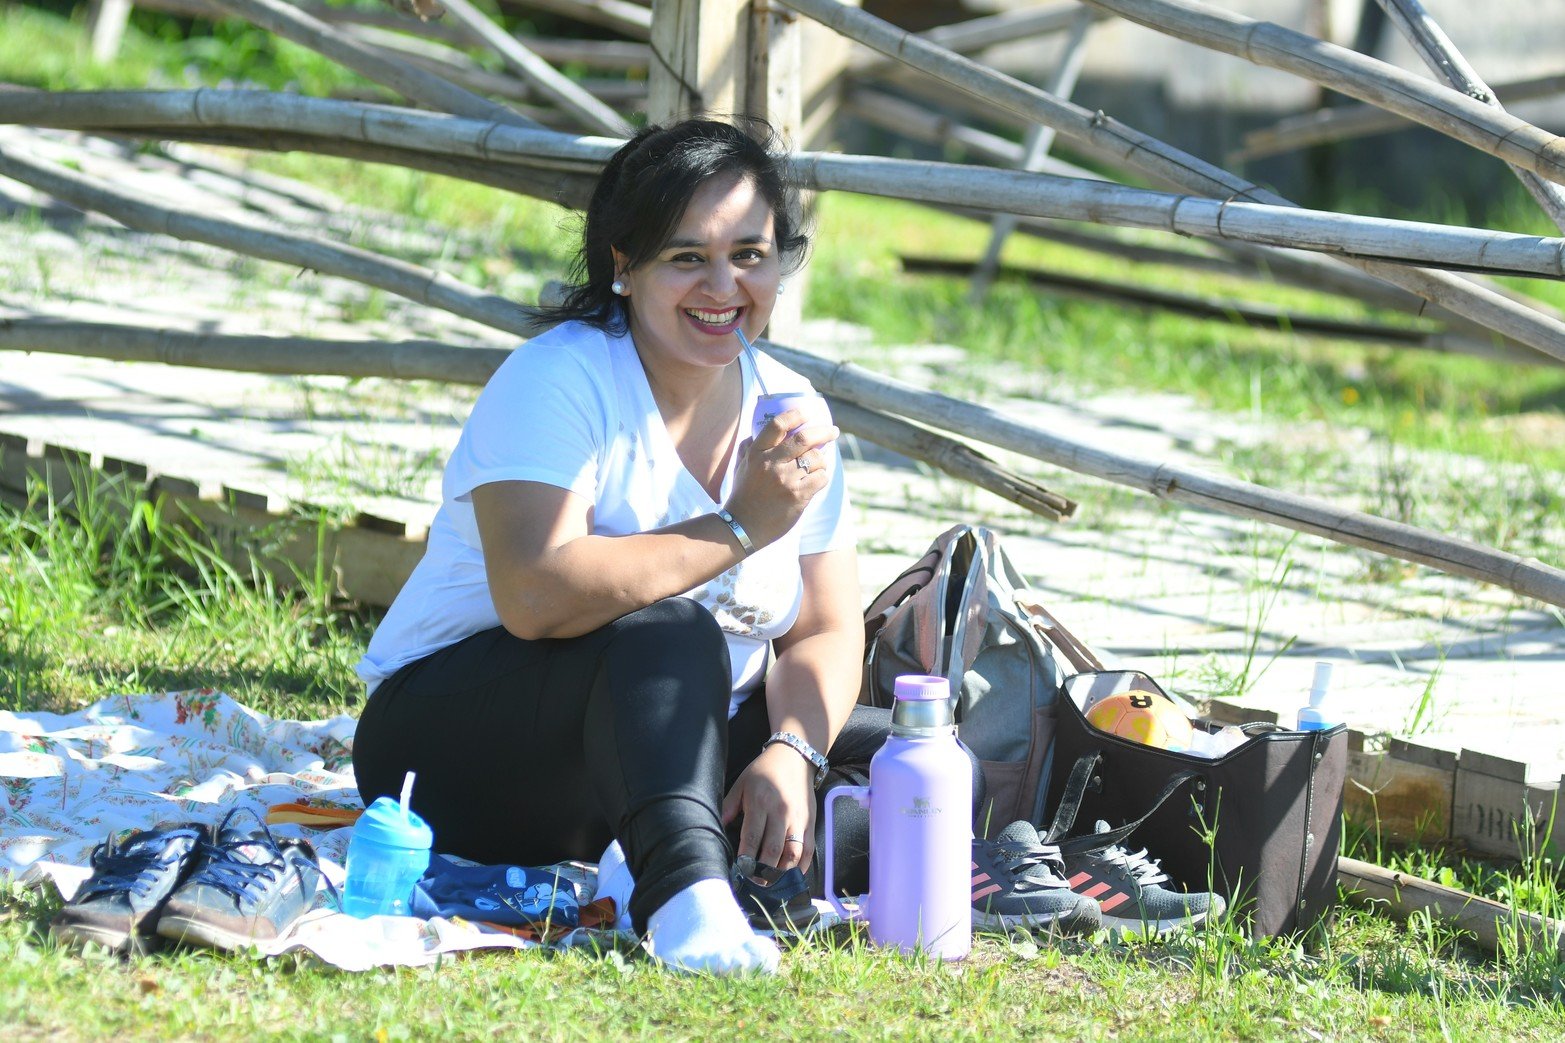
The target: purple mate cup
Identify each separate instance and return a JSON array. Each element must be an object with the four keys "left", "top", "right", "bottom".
[
  {"left": 823, "top": 675, "right": 973, "bottom": 960},
  {"left": 752, "top": 391, "right": 835, "bottom": 469},
  {"left": 751, "top": 391, "right": 831, "bottom": 439}
]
